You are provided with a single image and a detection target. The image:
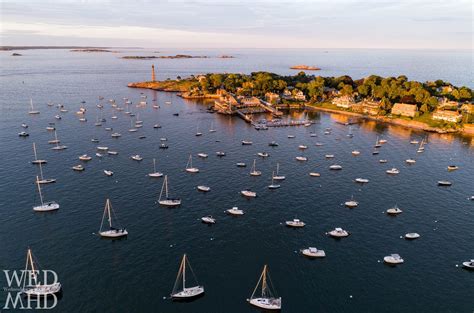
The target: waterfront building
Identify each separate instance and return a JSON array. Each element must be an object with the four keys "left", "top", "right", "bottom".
[
  {"left": 391, "top": 103, "right": 418, "bottom": 117},
  {"left": 432, "top": 110, "right": 463, "bottom": 123},
  {"left": 265, "top": 92, "right": 280, "bottom": 104},
  {"left": 332, "top": 95, "right": 355, "bottom": 109}
]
